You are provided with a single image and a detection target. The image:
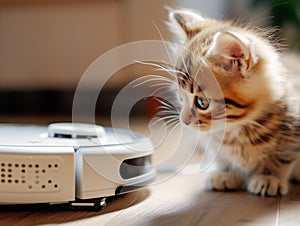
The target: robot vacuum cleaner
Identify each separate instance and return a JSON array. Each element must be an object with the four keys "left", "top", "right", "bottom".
[{"left": 0, "top": 123, "right": 155, "bottom": 210}]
